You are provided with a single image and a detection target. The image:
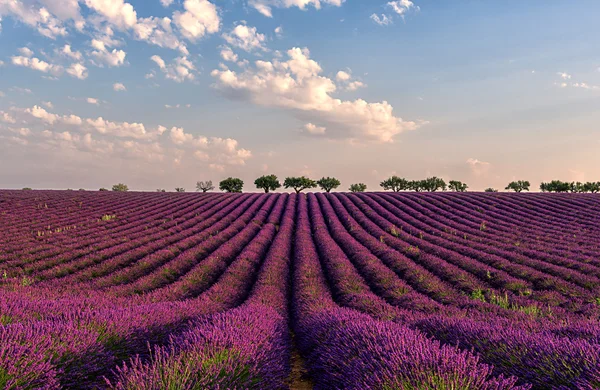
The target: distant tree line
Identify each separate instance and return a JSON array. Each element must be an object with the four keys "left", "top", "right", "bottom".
[
  {"left": 539, "top": 180, "right": 600, "bottom": 193},
  {"left": 32, "top": 177, "right": 596, "bottom": 194}
]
